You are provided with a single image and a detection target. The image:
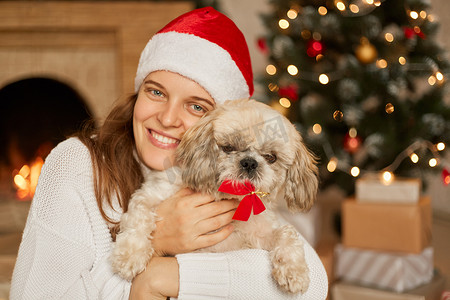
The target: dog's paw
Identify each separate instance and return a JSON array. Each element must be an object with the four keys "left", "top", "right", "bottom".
[
  {"left": 110, "top": 236, "right": 154, "bottom": 281},
  {"left": 271, "top": 254, "right": 310, "bottom": 294}
]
